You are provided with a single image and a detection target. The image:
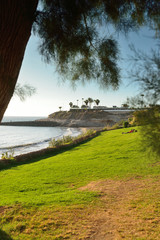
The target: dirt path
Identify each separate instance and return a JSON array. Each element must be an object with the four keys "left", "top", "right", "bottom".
[
  {"left": 79, "top": 177, "right": 160, "bottom": 240},
  {"left": 1, "top": 177, "right": 160, "bottom": 239}
]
